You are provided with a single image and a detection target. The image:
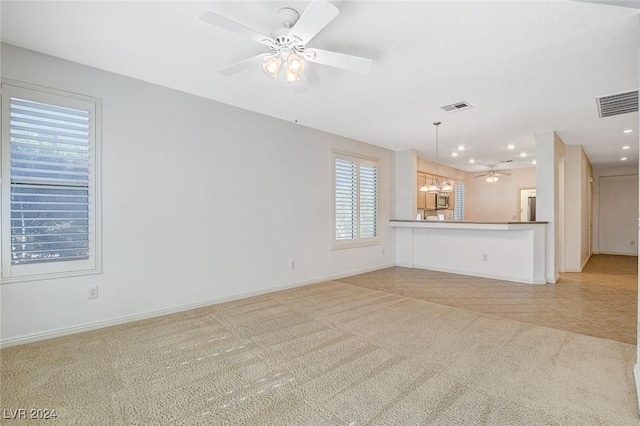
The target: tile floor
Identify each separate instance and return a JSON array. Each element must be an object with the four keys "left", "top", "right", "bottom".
[{"left": 337, "top": 254, "right": 638, "bottom": 344}]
